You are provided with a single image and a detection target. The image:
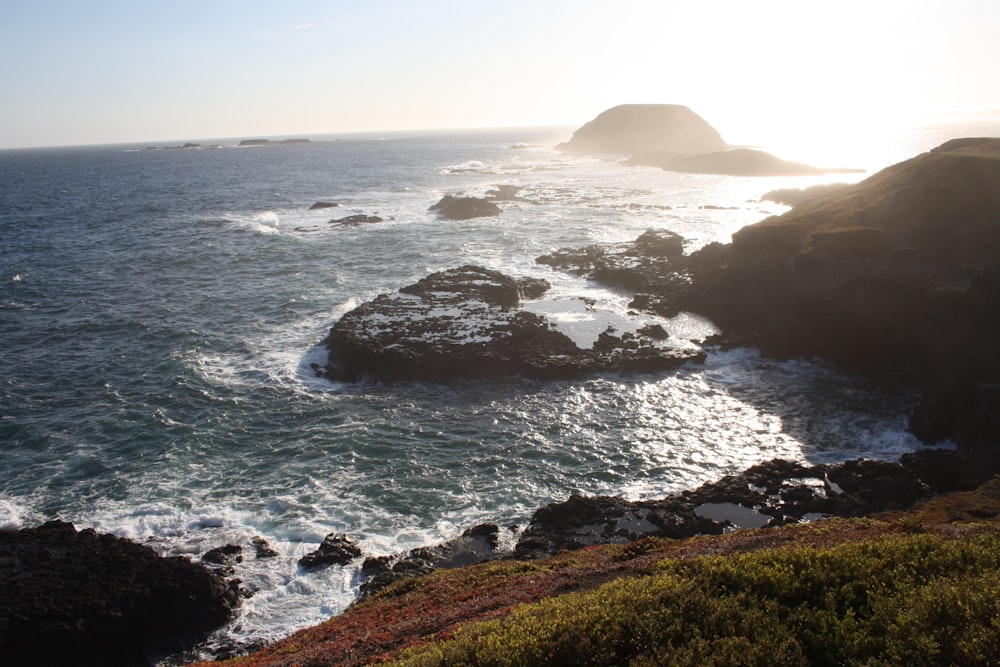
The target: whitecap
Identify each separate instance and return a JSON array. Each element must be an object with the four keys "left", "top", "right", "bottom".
[{"left": 0, "top": 497, "right": 30, "bottom": 530}]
